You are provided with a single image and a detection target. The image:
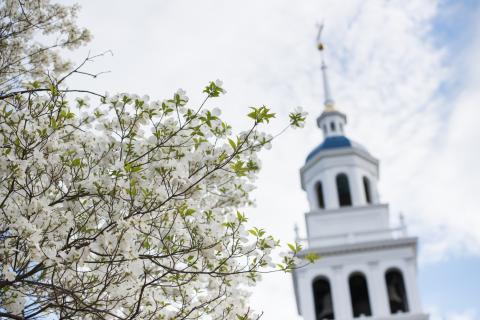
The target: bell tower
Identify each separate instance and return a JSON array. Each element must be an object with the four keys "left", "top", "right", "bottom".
[{"left": 291, "top": 25, "right": 429, "bottom": 320}]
